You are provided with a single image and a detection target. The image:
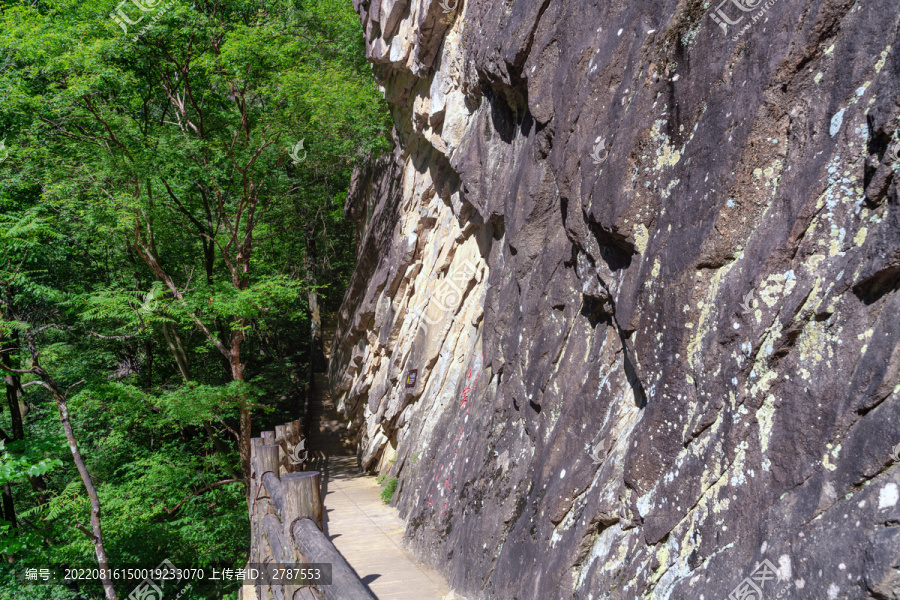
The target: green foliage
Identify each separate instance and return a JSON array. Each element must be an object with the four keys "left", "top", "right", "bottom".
[
  {"left": 0, "top": 0, "right": 389, "bottom": 594},
  {"left": 380, "top": 477, "right": 398, "bottom": 504},
  {"left": 0, "top": 438, "right": 65, "bottom": 486}
]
